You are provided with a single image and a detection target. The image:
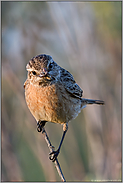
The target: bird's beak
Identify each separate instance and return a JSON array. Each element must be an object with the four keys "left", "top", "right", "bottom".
[{"left": 39, "top": 68, "right": 48, "bottom": 77}]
